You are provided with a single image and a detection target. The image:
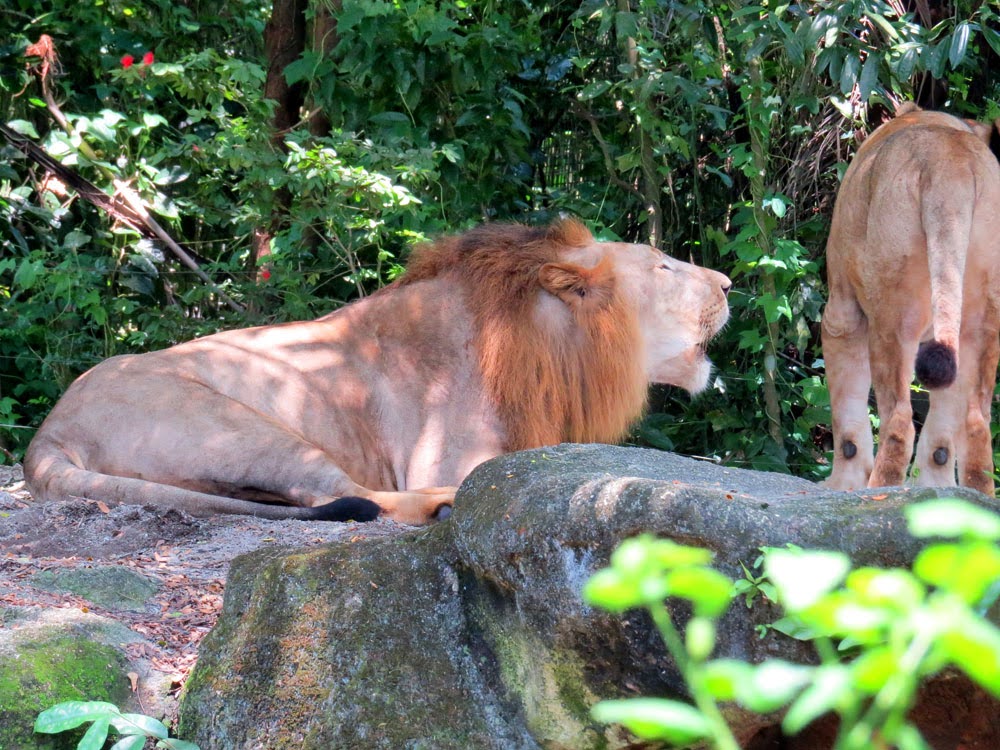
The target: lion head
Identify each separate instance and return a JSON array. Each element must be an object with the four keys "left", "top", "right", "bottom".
[{"left": 400, "top": 218, "right": 731, "bottom": 451}]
